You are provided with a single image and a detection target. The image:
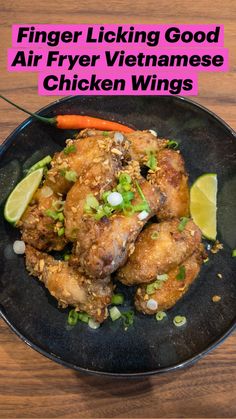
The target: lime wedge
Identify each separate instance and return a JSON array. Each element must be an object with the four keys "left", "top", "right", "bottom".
[
  {"left": 4, "top": 168, "right": 44, "bottom": 225},
  {"left": 190, "top": 173, "right": 217, "bottom": 240}
]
